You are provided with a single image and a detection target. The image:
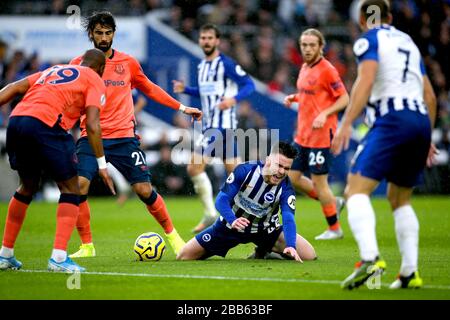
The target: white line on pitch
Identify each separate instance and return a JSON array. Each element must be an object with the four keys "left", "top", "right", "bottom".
[{"left": 16, "top": 269, "right": 450, "bottom": 290}]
